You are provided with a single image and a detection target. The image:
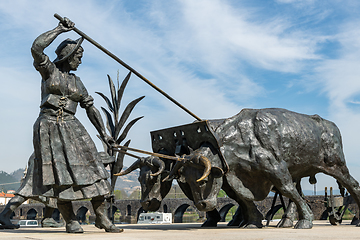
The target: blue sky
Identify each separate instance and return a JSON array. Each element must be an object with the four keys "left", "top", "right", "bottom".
[{"left": 1, "top": 0, "right": 360, "bottom": 192}]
